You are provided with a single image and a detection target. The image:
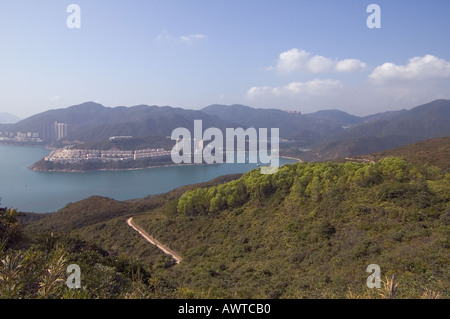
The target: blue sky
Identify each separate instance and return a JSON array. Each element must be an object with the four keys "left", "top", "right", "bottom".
[{"left": 1, "top": 0, "right": 449, "bottom": 118}]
